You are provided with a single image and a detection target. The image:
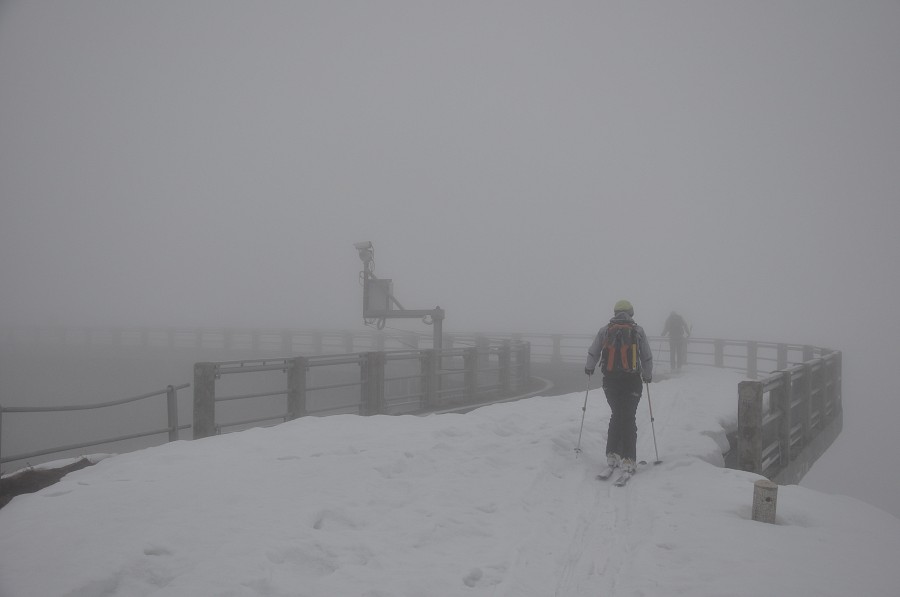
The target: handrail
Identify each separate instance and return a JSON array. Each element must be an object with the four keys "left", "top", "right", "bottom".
[
  {"left": 191, "top": 340, "right": 534, "bottom": 437},
  {"left": 0, "top": 384, "right": 190, "bottom": 466},
  {"left": 0, "top": 326, "right": 840, "bottom": 486}
]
